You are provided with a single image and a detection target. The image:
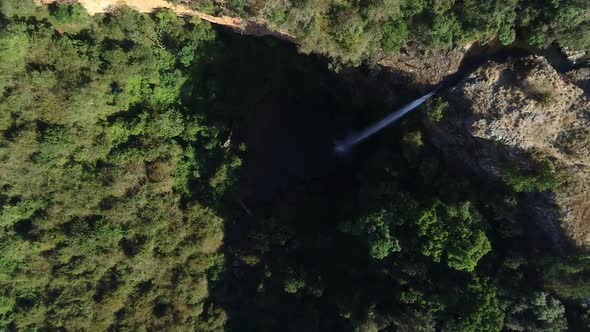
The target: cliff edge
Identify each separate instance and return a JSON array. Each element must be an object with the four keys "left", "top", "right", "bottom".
[{"left": 430, "top": 56, "right": 590, "bottom": 246}]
